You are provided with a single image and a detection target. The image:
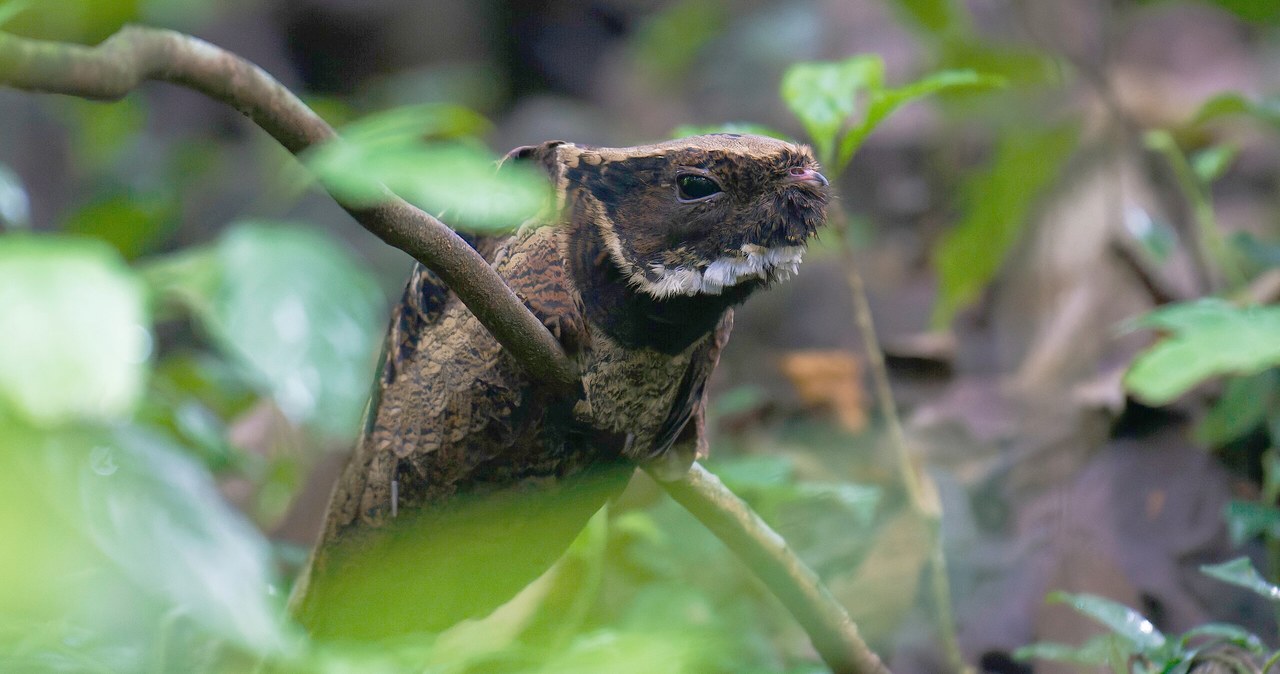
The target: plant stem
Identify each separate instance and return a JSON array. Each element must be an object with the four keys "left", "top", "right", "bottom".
[
  {"left": 831, "top": 204, "right": 968, "bottom": 674},
  {"left": 652, "top": 463, "right": 891, "bottom": 674}
]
